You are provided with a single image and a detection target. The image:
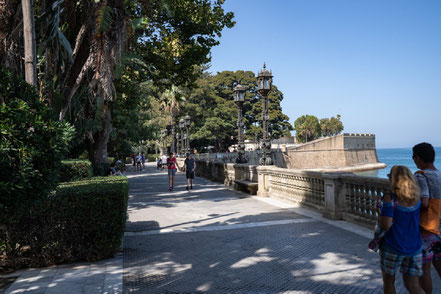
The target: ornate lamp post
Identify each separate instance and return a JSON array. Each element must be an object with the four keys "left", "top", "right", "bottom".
[
  {"left": 176, "top": 132, "right": 180, "bottom": 156},
  {"left": 179, "top": 118, "right": 185, "bottom": 156},
  {"left": 166, "top": 124, "right": 172, "bottom": 154},
  {"left": 161, "top": 129, "right": 168, "bottom": 155},
  {"left": 233, "top": 83, "right": 247, "bottom": 163},
  {"left": 184, "top": 115, "right": 191, "bottom": 153},
  {"left": 257, "top": 63, "right": 273, "bottom": 165}
]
